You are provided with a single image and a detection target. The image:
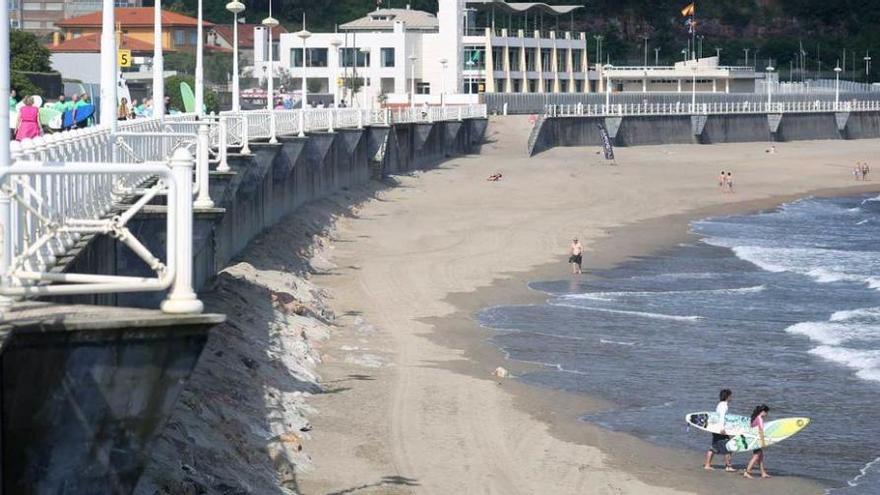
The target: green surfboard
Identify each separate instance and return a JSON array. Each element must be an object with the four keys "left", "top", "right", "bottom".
[{"left": 180, "top": 82, "right": 195, "bottom": 113}]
